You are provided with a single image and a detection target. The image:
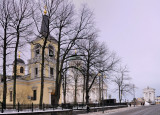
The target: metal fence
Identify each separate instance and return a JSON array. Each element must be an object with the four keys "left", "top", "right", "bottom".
[{"left": 0, "top": 102, "right": 128, "bottom": 113}]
